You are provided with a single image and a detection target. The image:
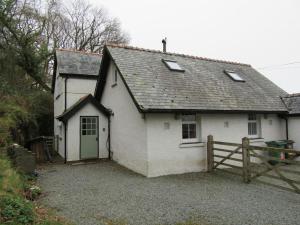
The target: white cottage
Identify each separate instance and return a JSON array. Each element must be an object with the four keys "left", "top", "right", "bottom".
[
  {"left": 53, "top": 44, "right": 297, "bottom": 177},
  {"left": 53, "top": 49, "right": 109, "bottom": 162}
]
